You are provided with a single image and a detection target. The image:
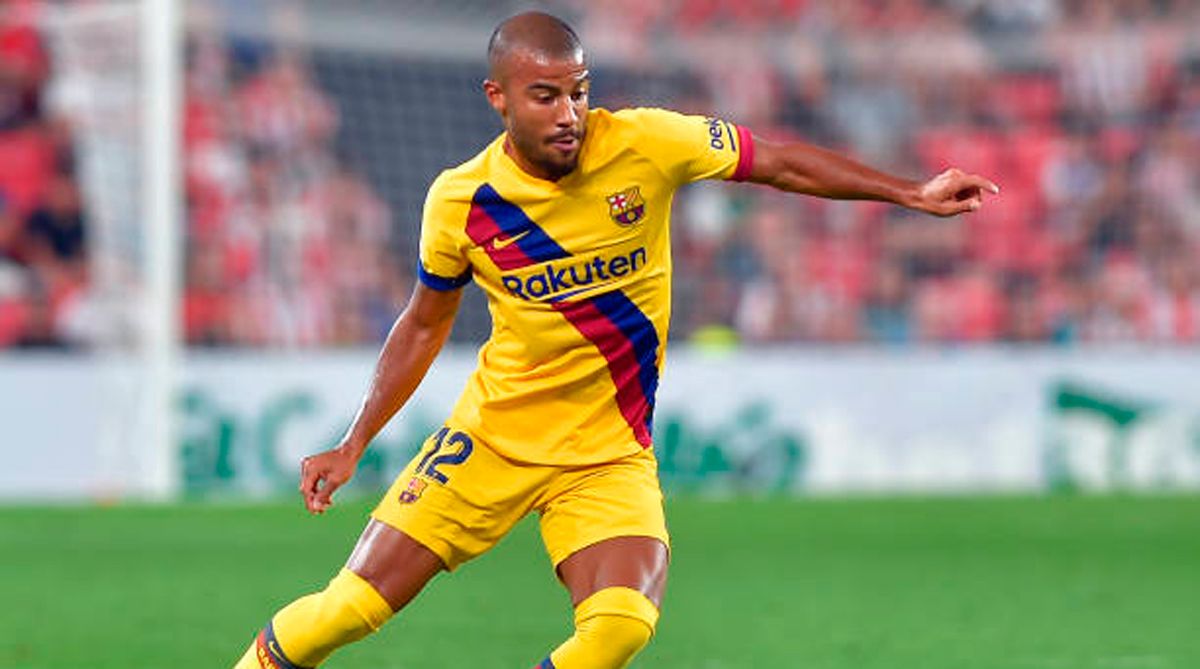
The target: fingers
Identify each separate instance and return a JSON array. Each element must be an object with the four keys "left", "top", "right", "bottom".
[
  {"left": 299, "top": 456, "right": 318, "bottom": 495},
  {"left": 938, "top": 167, "right": 999, "bottom": 194},
  {"left": 299, "top": 447, "right": 358, "bottom": 514},
  {"left": 932, "top": 192, "right": 982, "bottom": 217},
  {"left": 311, "top": 475, "right": 342, "bottom": 514},
  {"left": 927, "top": 168, "right": 998, "bottom": 217},
  {"left": 974, "top": 176, "right": 1000, "bottom": 195},
  {"left": 299, "top": 456, "right": 338, "bottom": 514},
  {"left": 948, "top": 197, "right": 982, "bottom": 215}
]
